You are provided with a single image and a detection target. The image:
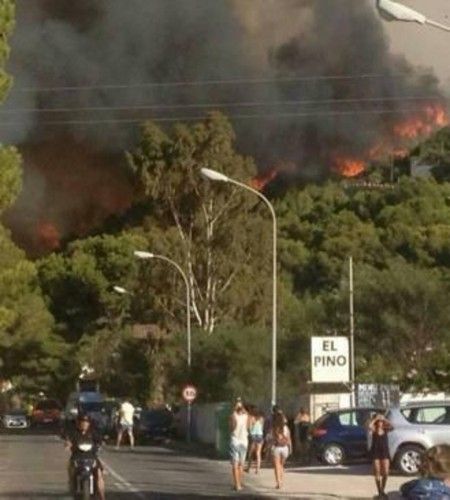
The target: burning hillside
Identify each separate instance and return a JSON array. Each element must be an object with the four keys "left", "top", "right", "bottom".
[
  {"left": 1, "top": 0, "right": 449, "bottom": 251},
  {"left": 333, "top": 103, "right": 449, "bottom": 178}
]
